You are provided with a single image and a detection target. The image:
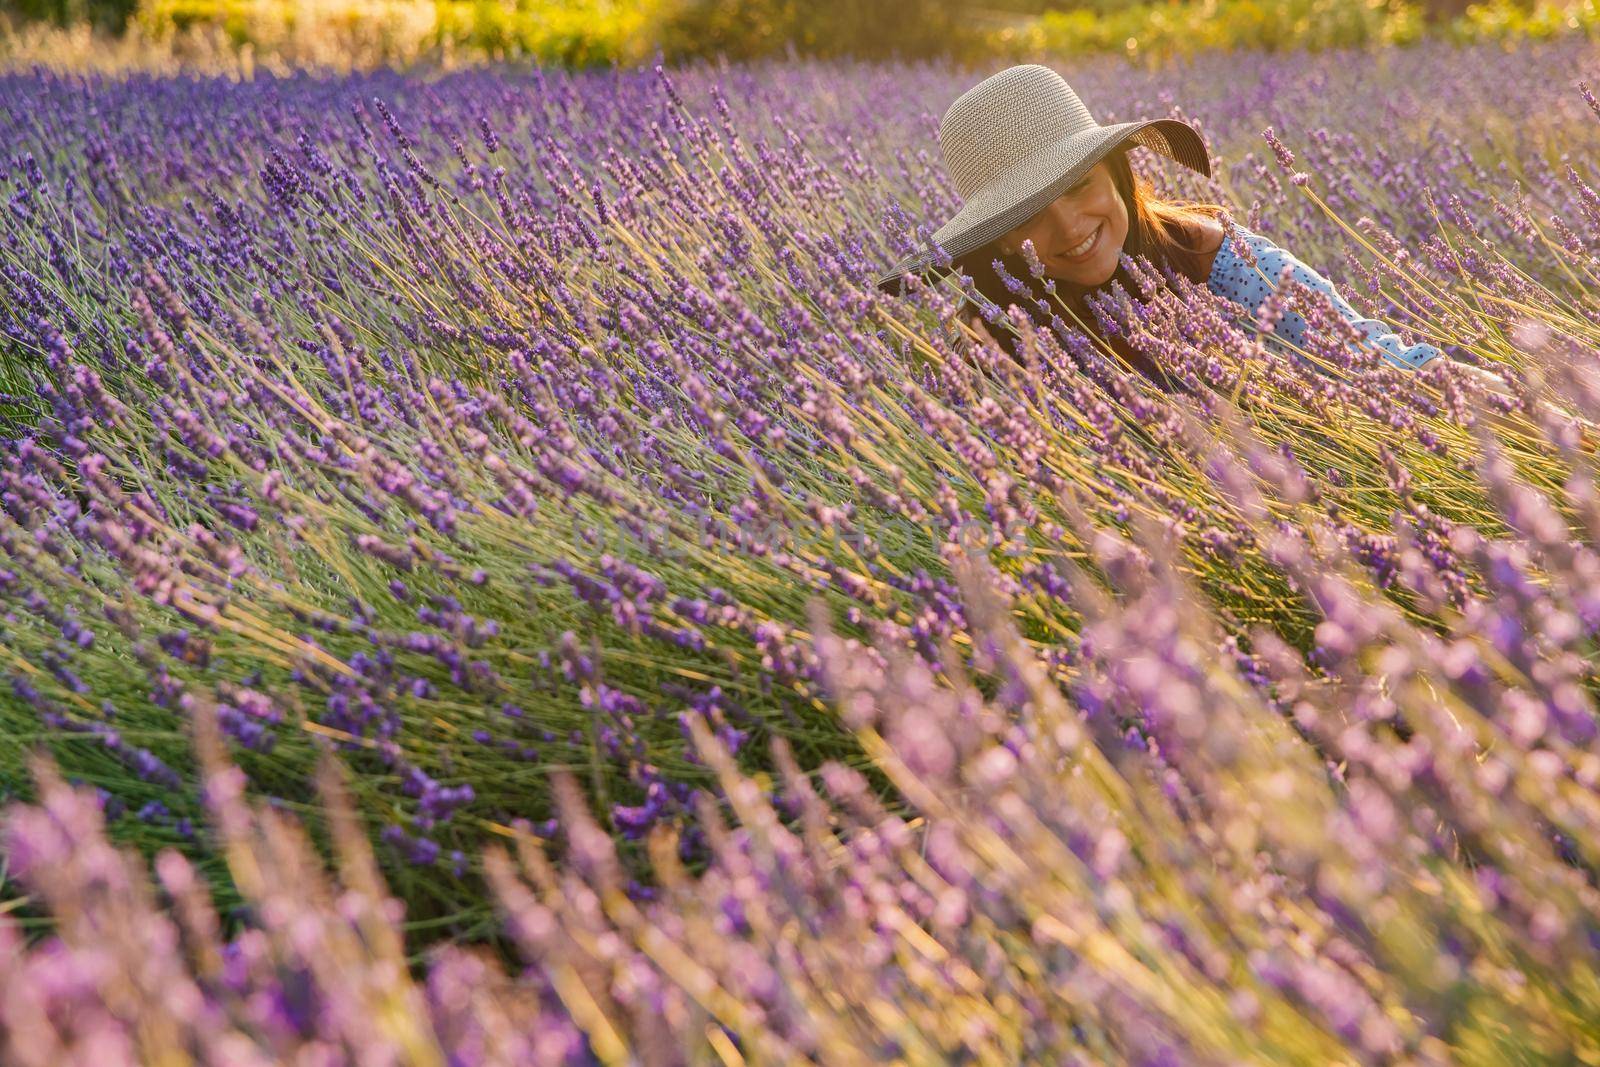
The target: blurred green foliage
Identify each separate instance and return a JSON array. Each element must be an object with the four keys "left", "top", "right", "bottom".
[
  {"left": 7, "top": 0, "right": 137, "bottom": 31},
  {"left": 1022, "top": 0, "right": 1599, "bottom": 58},
  {"left": 651, "top": 0, "right": 973, "bottom": 61},
  {"left": 2, "top": 0, "right": 1595, "bottom": 69},
  {"left": 1028, "top": 0, "right": 1430, "bottom": 59},
  {"left": 431, "top": 0, "right": 664, "bottom": 65}
]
